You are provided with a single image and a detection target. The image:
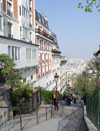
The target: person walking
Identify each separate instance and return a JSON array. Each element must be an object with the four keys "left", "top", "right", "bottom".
[
  {"left": 53, "top": 92, "right": 56, "bottom": 106},
  {"left": 68, "top": 96, "right": 71, "bottom": 106},
  {"left": 73, "top": 93, "right": 77, "bottom": 104}
]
